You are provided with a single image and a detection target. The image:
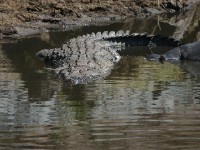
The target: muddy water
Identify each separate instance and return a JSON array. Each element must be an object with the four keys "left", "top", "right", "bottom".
[{"left": 1, "top": 7, "right": 200, "bottom": 150}]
